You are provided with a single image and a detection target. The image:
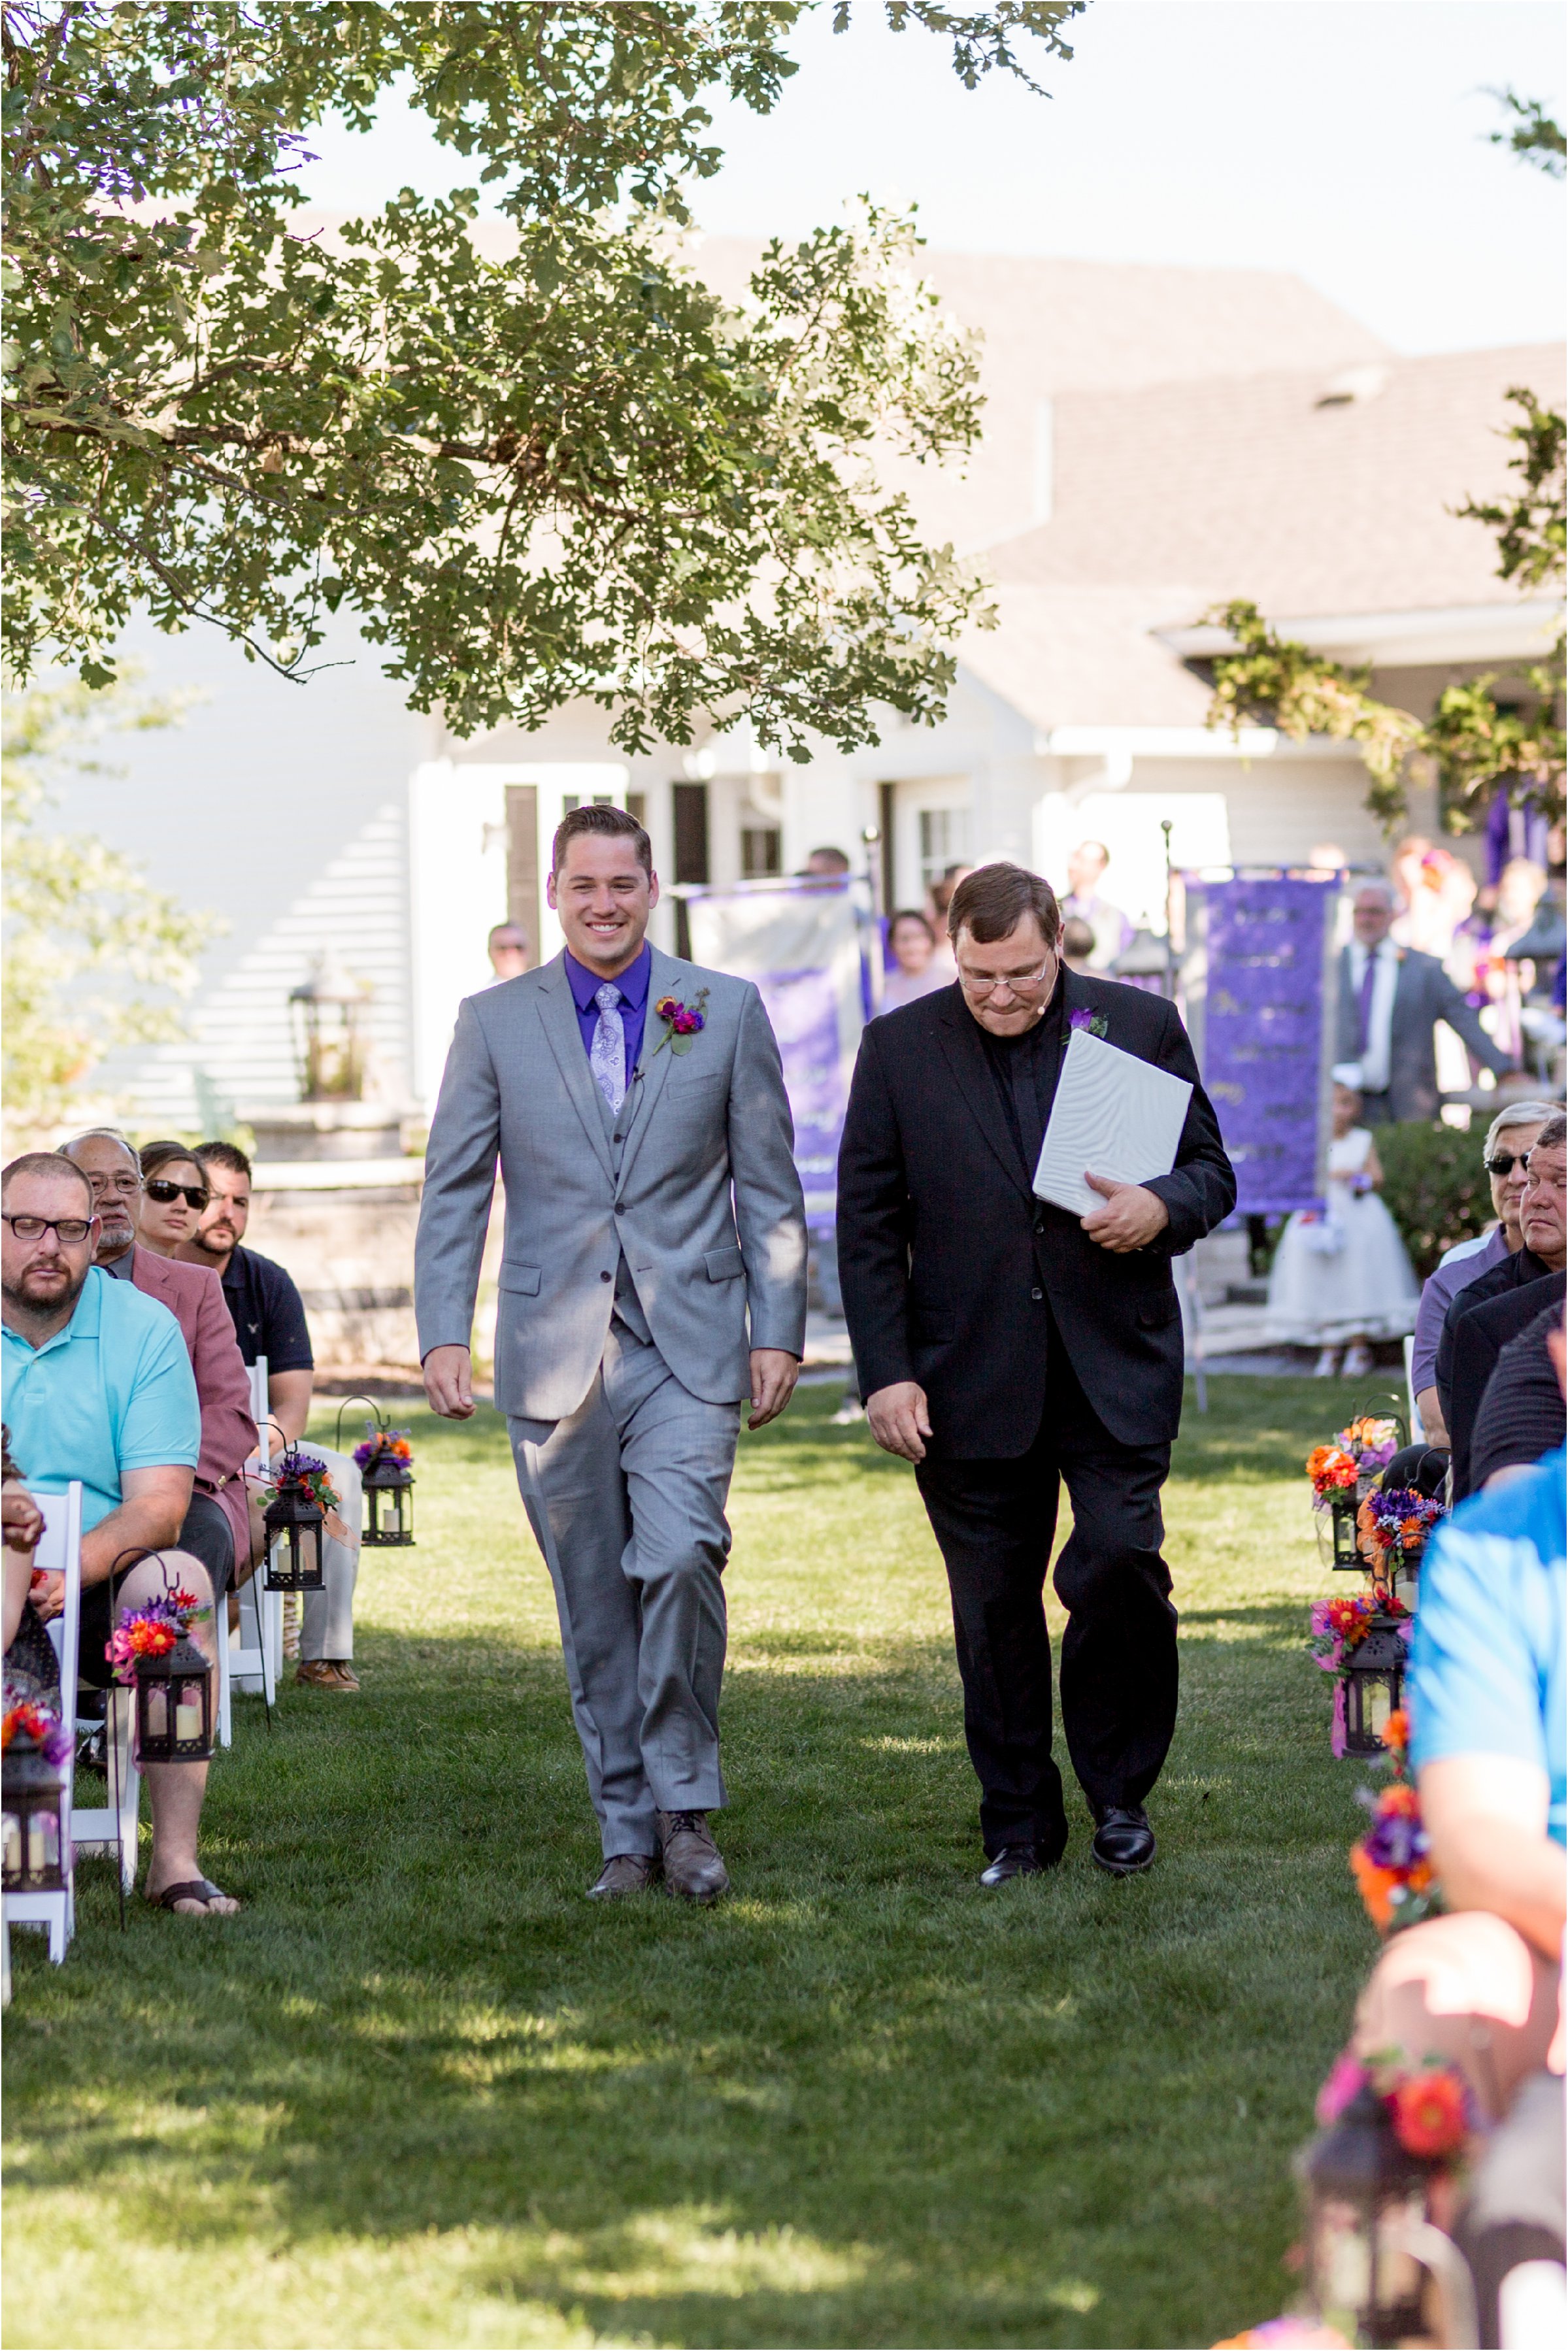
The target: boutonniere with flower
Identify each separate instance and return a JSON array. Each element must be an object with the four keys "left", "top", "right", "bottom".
[
  {"left": 650, "top": 988, "right": 710, "bottom": 1059},
  {"left": 1069, "top": 1007, "right": 1109, "bottom": 1040}
]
